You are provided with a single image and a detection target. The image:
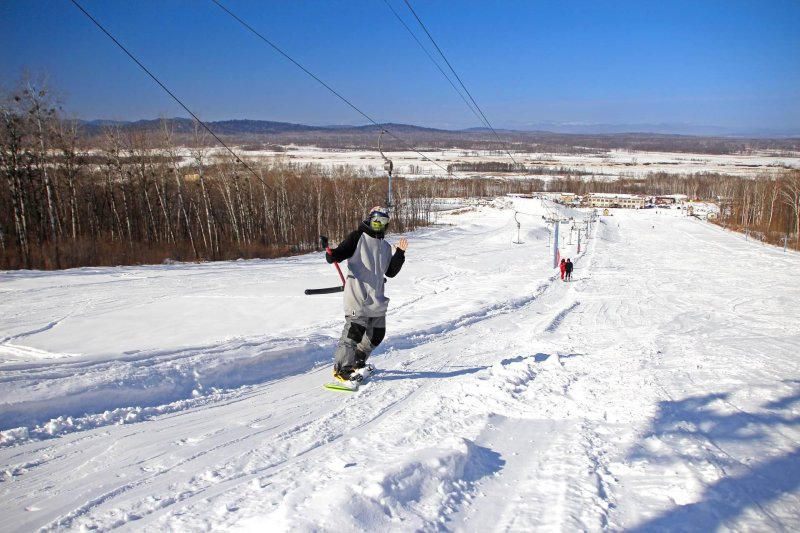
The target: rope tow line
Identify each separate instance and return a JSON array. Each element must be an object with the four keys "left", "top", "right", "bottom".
[
  {"left": 381, "top": 0, "right": 482, "bottom": 125},
  {"left": 210, "top": 0, "right": 459, "bottom": 180},
  {"left": 400, "top": 0, "right": 519, "bottom": 166},
  {"left": 72, "top": 0, "right": 476, "bottom": 189},
  {"left": 69, "top": 0, "right": 276, "bottom": 194}
]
